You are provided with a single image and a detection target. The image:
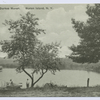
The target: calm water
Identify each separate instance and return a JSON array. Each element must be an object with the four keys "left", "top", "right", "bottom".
[{"left": 0, "top": 68, "right": 100, "bottom": 88}]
